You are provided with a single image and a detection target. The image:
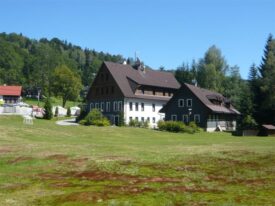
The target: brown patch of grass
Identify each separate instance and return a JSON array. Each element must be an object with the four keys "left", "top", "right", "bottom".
[
  {"left": 0, "top": 148, "right": 12, "bottom": 154},
  {"left": 206, "top": 175, "right": 267, "bottom": 186},
  {"left": 7, "top": 157, "right": 33, "bottom": 164},
  {"left": 165, "top": 185, "right": 223, "bottom": 193},
  {"left": 0, "top": 183, "right": 27, "bottom": 191},
  {"left": 56, "top": 191, "right": 108, "bottom": 204},
  {"left": 47, "top": 154, "right": 69, "bottom": 162}
]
